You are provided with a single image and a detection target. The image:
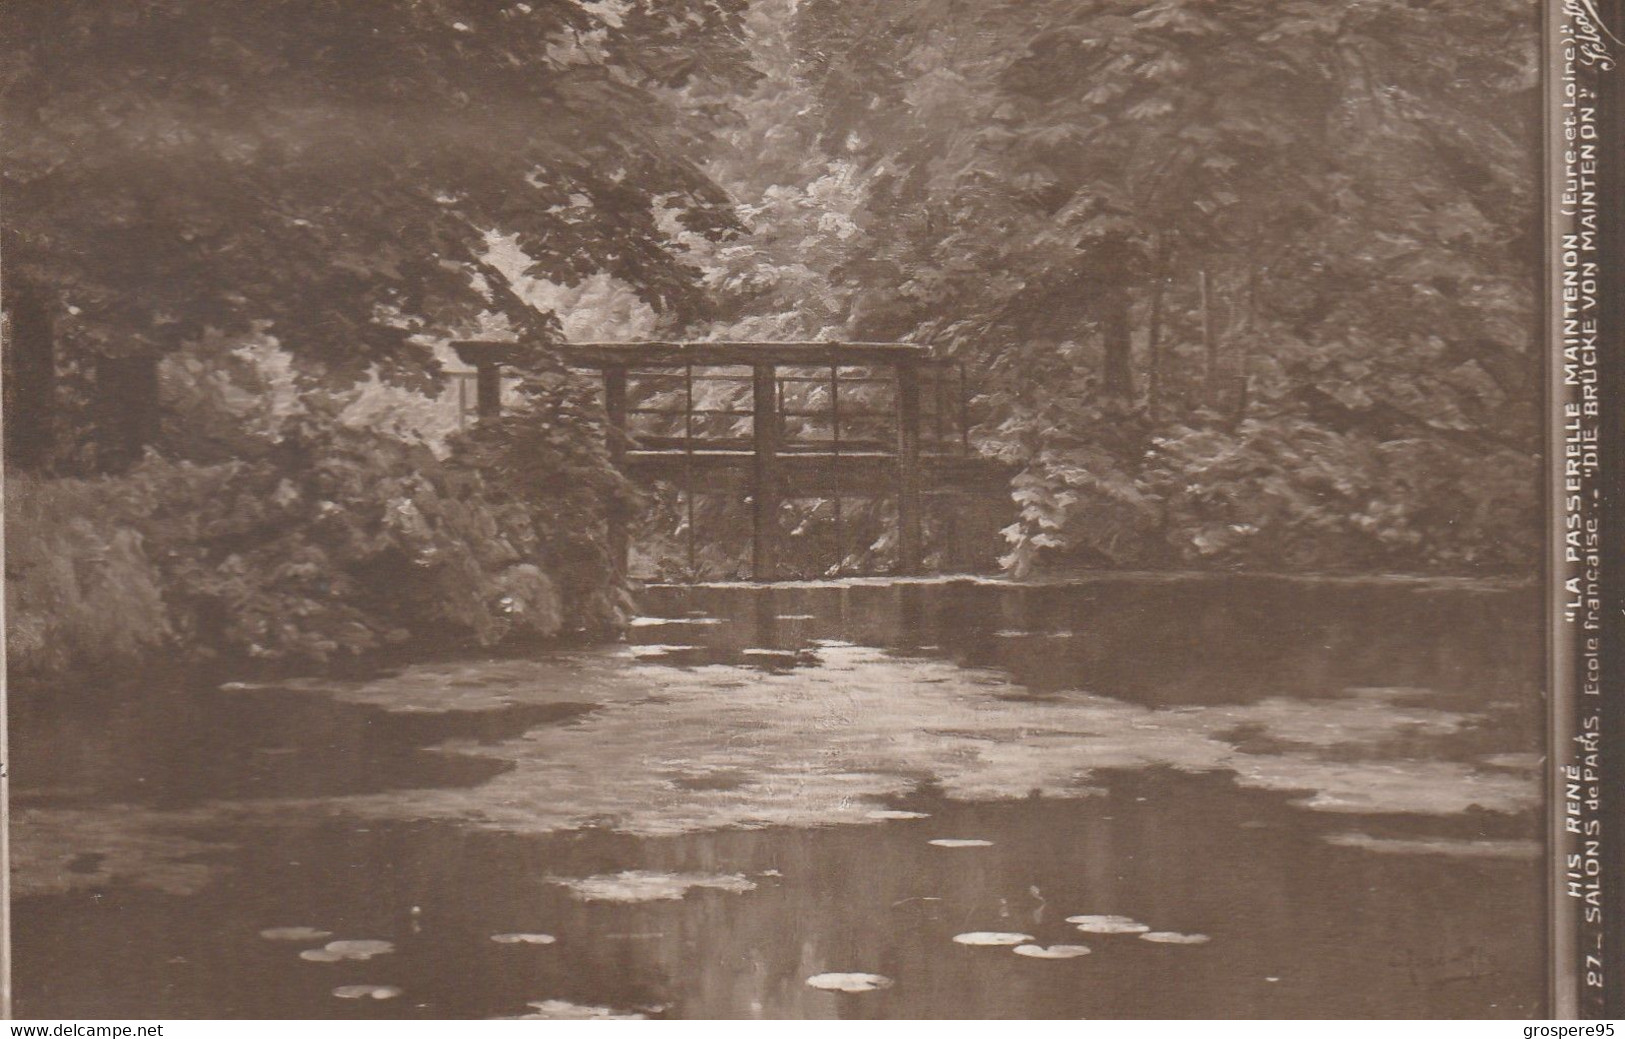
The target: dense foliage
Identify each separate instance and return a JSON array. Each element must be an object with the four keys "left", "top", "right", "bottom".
[
  {"left": 3, "top": 0, "right": 748, "bottom": 377},
  {"left": 7, "top": 350, "right": 635, "bottom": 676},
  {"left": 3, "top": 0, "right": 749, "bottom": 673},
  {"left": 646, "top": 0, "right": 1541, "bottom": 576},
  {"left": 5, "top": 0, "right": 1541, "bottom": 675}
]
